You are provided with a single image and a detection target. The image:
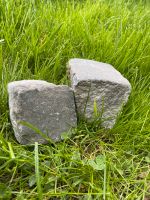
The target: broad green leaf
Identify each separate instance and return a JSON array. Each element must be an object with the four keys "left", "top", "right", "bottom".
[
  {"left": 95, "top": 155, "right": 106, "bottom": 170},
  {"left": 87, "top": 155, "right": 106, "bottom": 171},
  {"left": 145, "top": 156, "right": 150, "bottom": 163},
  {"left": 71, "top": 150, "right": 81, "bottom": 161},
  {"left": 88, "top": 159, "right": 100, "bottom": 170}
]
